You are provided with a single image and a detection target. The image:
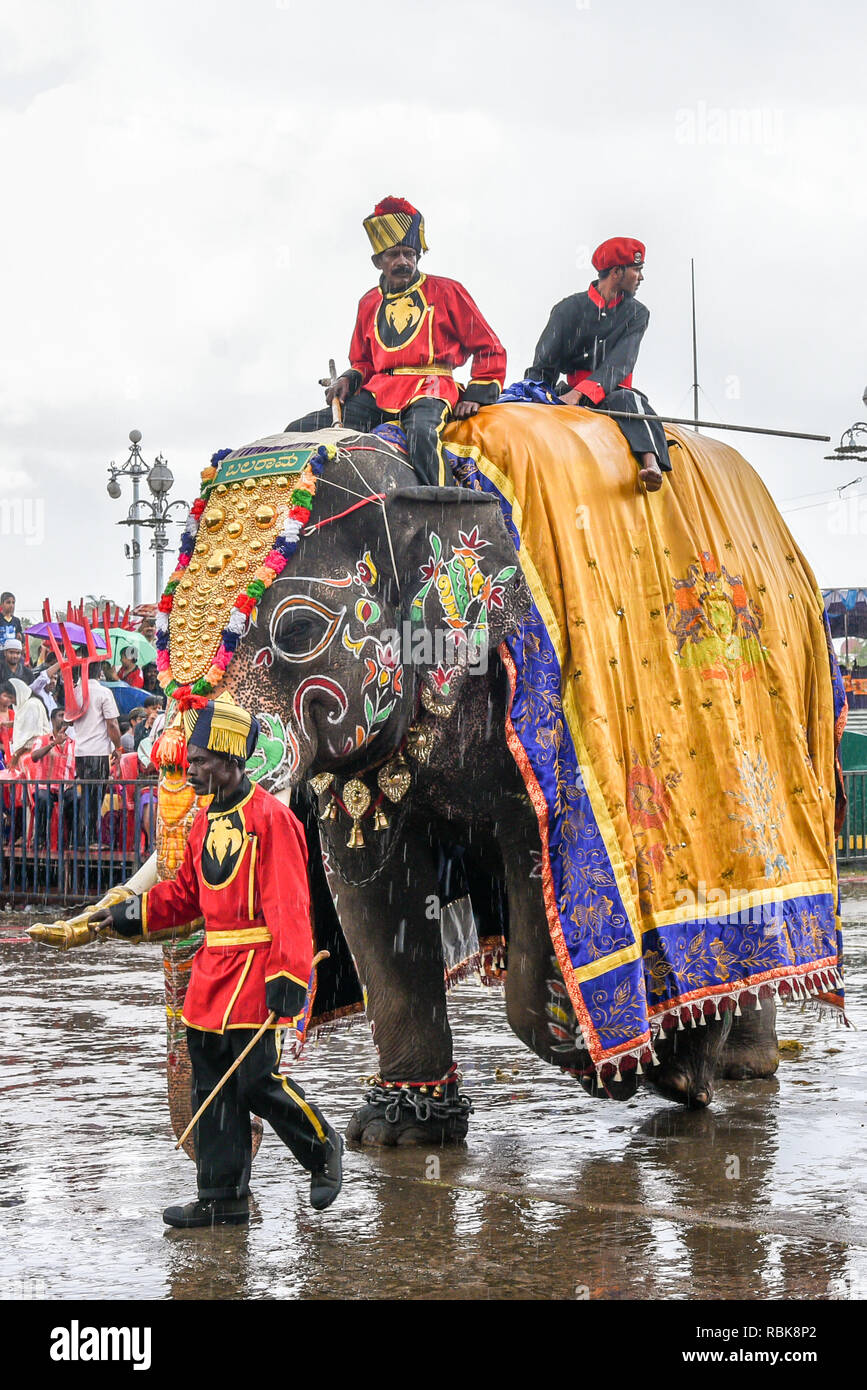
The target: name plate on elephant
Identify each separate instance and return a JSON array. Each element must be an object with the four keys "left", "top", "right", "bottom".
[{"left": 214, "top": 448, "right": 317, "bottom": 487}]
